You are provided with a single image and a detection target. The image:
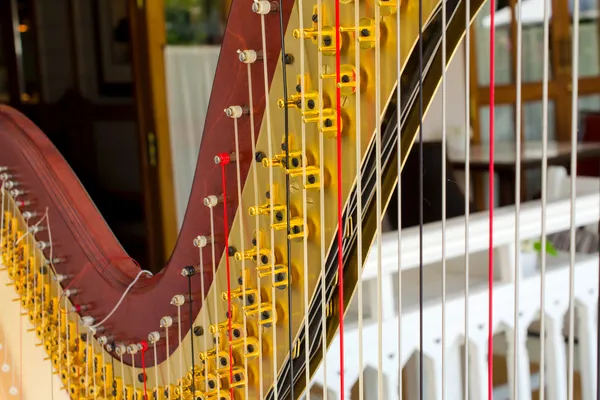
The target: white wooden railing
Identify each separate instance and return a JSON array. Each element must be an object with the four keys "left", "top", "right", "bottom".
[{"left": 309, "top": 172, "right": 600, "bottom": 400}]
